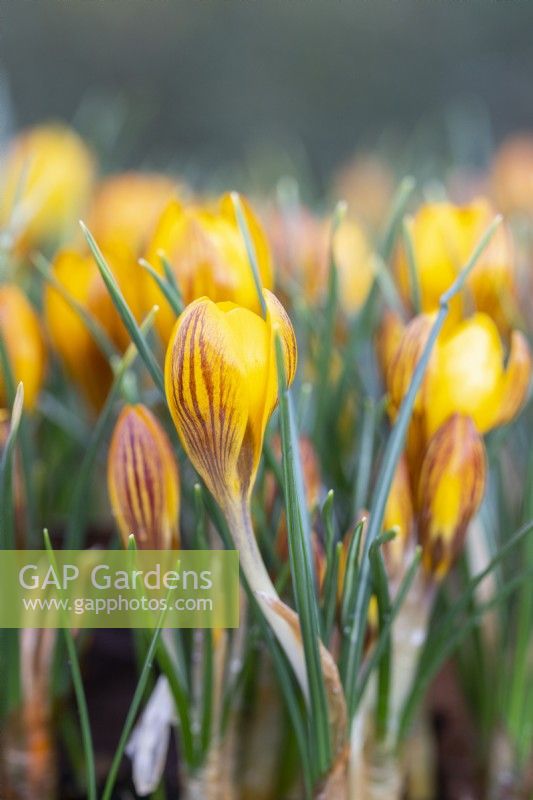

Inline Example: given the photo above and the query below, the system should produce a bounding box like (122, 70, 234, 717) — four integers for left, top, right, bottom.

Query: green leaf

(81, 221, 165, 394)
(43, 530, 97, 800)
(231, 191, 267, 318)
(275, 333, 332, 775)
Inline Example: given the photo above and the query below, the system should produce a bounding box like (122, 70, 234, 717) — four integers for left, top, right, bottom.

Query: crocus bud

(0, 285, 46, 409)
(418, 414, 486, 580)
(164, 290, 296, 509)
(0, 123, 94, 250)
(87, 172, 177, 257)
(145, 193, 274, 342)
(107, 405, 180, 549)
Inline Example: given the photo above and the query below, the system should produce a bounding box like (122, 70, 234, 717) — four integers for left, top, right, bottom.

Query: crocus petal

(425, 313, 507, 436)
(494, 330, 532, 426)
(418, 414, 486, 580)
(386, 312, 435, 419)
(108, 405, 180, 549)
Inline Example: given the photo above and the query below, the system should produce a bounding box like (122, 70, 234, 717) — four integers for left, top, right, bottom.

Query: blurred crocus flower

(395, 199, 518, 334)
(491, 134, 533, 218)
(145, 193, 273, 342)
(107, 404, 180, 549)
(0, 285, 46, 409)
(0, 123, 95, 250)
(44, 246, 144, 411)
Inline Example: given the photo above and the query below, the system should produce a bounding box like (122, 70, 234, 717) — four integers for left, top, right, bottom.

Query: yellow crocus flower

(424, 313, 531, 437)
(108, 404, 180, 550)
(44, 246, 146, 411)
(0, 285, 46, 409)
(145, 193, 274, 342)
(0, 123, 95, 250)
(395, 199, 517, 332)
(418, 414, 486, 580)
(165, 289, 295, 506)
(387, 311, 531, 442)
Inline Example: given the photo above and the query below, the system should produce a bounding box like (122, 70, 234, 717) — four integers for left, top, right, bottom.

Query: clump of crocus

(394, 199, 518, 334)
(0, 123, 94, 251)
(0, 285, 46, 409)
(87, 172, 178, 257)
(44, 246, 144, 411)
(145, 193, 274, 342)
(107, 404, 180, 549)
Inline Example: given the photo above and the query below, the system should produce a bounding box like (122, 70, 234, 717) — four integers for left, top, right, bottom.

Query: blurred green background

(1, 1, 532, 190)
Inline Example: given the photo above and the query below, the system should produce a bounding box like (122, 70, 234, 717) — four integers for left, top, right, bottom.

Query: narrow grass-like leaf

(43, 530, 97, 800)
(275, 333, 332, 774)
(369, 531, 396, 739)
(339, 519, 365, 636)
(342, 216, 502, 719)
(231, 191, 267, 318)
(401, 218, 422, 314)
(352, 398, 375, 517)
(81, 221, 164, 394)
(158, 252, 184, 310)
(139, 257, 183, 317)
(378, 176, 416, 264)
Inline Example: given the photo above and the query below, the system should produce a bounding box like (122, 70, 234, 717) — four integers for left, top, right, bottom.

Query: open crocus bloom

(423, 312, 531, 437)
(388, 311, 531, 442)
(145, 193, 274, 342)
(164, 289, 296, 508)
(107, 404, 180, 550)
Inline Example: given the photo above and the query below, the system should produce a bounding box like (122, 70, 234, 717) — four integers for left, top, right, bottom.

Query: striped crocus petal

(417, 414, 486, 581)
(108, 405, 180, 549)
